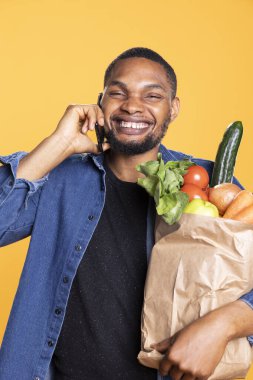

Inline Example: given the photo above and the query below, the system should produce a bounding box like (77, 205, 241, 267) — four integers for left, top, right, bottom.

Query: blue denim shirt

(0, 144, 252, 380)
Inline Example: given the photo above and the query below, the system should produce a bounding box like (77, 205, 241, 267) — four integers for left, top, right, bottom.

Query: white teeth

(119, 121, 149, 129)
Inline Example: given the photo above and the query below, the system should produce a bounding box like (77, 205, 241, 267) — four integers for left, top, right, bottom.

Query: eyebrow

(108, 80, 166, 92)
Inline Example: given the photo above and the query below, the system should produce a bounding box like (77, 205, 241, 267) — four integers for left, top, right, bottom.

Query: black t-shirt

(52, 162, 157, 380)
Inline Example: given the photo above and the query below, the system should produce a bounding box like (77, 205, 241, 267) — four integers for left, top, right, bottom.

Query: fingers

(66, 104, 105, 133)
(82, 106, 104, 132)
(170, 365, 184, 380)
(55, 104, 108, 155)
(155, 331, 211, 380)
(169, 367, 205, 380)
(159, 360, 201, 380)
(102, 141, 110, 152)
(96, 107, 105, 126)
(159, 353, 173, 376)
(92, 141, 111, 155)
(81, 118, 89, 134)
(181, 374, 195, 380)
(159, 355, 209, 380)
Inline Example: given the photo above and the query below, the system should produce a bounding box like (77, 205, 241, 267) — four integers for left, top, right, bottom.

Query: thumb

(150, 338, 171, 353)
(102, 141, 111, 152)
(151, 333, 178, 353)
(92, 141, 111, 155)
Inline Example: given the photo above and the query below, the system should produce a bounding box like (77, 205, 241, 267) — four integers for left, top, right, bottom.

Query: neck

(105, 146, 160, 182)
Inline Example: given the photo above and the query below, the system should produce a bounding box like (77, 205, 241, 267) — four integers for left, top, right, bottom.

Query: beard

(104, 115, 171, 156)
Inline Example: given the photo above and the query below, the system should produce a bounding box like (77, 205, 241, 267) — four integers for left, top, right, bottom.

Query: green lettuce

(136, 153, 194, 225)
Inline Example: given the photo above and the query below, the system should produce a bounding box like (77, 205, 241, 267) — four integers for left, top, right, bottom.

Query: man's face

(101, 57, 179, 155)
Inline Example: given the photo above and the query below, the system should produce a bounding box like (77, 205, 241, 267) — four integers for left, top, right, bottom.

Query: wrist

(50, 131, 75, 157)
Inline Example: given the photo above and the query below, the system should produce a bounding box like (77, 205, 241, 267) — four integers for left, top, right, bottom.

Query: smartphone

(95, 93, 105, 153)
(94, 122, 105, 153)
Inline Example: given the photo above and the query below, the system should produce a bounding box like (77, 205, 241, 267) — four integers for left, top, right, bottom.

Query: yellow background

(0, 0, 252, 377)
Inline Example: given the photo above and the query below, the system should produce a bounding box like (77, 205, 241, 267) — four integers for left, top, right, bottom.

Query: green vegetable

(136, 153, 193, 224)
(210, 121, 243, 187)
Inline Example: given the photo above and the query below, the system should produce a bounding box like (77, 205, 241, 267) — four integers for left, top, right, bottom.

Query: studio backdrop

(0, 0, 252, 378)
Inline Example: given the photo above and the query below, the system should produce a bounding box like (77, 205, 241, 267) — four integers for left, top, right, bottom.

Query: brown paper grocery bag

(138, 213, 253, 380)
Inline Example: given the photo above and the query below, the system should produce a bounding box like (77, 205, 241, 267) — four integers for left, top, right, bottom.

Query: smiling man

(102, 56, 177, 156)
(0, 47, 253, 380)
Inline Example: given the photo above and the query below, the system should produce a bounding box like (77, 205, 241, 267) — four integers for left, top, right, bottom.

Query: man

(0, 47, 253, 380)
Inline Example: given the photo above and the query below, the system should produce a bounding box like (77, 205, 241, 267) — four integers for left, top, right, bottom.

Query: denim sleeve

(238, 294, 253, 345)
(0, 151, 49, 247)
(232, 175, 244, 189)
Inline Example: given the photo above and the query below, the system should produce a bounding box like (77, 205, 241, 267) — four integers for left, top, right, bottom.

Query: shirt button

(63, 276, 69, 283)
(88, 215, 94, 220)
(34, 377, 40, 380)
(55, 308, 62, 315)
(8, 180, 13, 186)
(48, 340, 54, 347)
(75, 244, 82, 251)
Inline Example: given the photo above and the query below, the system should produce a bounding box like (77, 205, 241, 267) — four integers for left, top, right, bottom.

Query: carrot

(223, 190, 253, 219)
(232, 203, 253, 224)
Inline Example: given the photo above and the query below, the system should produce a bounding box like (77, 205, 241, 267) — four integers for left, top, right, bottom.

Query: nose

(120, 96, 144, 114)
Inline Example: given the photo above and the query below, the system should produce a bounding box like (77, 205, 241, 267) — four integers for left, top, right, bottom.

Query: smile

(119, 121, 150, 129)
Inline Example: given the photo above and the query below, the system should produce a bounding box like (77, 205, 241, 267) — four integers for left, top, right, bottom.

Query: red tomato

(183, 165, 209, 189)
(181, 184, 208, 201)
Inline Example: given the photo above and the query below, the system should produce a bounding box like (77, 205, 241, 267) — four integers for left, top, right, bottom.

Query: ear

(170, 96, 180, 122)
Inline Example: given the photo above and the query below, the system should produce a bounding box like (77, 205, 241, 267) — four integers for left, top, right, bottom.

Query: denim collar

(87, 143, 191, 171)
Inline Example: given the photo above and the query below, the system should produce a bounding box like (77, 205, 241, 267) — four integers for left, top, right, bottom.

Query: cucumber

(210, 121, 243, 187)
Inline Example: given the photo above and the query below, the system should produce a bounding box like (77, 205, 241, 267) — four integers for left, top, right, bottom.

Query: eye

(109, 91, 126, 98)
(146, 94, 163, 100)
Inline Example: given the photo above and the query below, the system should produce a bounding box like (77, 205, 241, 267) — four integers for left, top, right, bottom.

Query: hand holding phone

(53, 102, 109, 155)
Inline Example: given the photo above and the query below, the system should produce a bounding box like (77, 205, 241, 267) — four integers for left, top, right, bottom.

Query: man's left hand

(152, 309, 230, 380)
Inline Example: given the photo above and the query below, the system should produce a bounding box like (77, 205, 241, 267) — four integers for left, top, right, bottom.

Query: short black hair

(104, 47, 177, 99)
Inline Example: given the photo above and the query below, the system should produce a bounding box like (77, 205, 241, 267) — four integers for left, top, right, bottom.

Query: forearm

(16, 132, 73, 181)
(205, 300, 253, 342)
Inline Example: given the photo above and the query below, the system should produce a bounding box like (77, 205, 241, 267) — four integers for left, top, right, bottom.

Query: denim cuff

(239, 295, 253, 345)
(0, 151, 49, 208)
